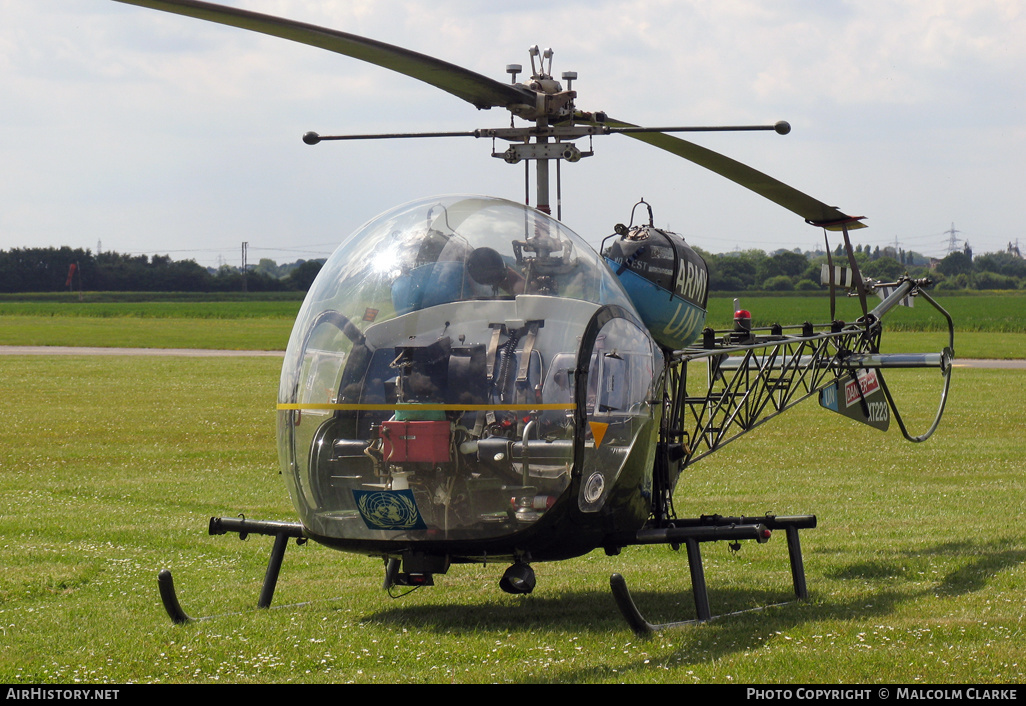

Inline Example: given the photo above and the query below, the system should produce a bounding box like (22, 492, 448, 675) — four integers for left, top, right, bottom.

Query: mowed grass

(0, 352, 1022, 684)
(0, 296, 301, 350)
(2, 292, 1025, 356)
(0, 315, 292, 350)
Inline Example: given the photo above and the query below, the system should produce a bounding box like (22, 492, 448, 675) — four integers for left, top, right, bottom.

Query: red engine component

(380, 420, 451, 464)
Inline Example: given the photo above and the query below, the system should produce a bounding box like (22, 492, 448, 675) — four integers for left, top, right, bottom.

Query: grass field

(0, 296, 1022, 684)
(5, 290, 1024, 331)
(0, 359, 1021, 684)
(3, 292, 1026, 357)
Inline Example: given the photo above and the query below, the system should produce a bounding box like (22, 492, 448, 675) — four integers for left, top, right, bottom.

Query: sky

(3, 0, 1024, 269)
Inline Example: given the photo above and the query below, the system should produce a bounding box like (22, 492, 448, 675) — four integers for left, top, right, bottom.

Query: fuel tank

(601, 222, 709, 350)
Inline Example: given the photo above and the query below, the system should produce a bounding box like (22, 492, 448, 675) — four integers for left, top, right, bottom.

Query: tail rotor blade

(825, 233, 836, 321)
(840, 224, 869, 318)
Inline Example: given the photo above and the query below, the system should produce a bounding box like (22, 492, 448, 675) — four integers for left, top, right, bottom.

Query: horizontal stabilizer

(818, 369, 890, 432)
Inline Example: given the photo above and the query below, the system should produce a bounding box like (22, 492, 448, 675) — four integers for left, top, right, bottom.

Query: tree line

(699, 245, 1026, 292)
(0, 247, 323, 293)
(3, 244, 1023, 294)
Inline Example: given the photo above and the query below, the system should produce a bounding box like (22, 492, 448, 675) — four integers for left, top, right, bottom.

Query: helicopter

(115, 1, 954, 636)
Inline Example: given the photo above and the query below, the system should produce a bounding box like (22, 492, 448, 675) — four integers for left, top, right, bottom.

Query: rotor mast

(499, 46, 582, 217)
(530, 46, 555, 215)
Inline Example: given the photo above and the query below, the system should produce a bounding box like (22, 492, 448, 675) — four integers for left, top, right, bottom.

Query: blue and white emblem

(353, 489, 427, 531)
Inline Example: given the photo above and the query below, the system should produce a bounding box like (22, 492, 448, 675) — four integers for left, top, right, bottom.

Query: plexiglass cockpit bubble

(276, 195, 661, 549)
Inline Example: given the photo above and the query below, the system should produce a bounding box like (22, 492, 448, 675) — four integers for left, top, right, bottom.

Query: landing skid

(156, 513, 814, 633)
(157, 516, 306, 624)
(610, 514, 815, 637)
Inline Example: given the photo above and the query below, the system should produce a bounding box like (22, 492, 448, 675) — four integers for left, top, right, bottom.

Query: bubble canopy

(276, 195, 661, 555)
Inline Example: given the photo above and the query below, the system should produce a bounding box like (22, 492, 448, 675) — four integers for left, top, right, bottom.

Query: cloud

(1, 0, 1023, 264)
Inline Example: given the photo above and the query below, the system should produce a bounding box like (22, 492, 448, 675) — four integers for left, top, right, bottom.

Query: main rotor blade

(113, 0, 536, 111)
(591, 114, 866, 231)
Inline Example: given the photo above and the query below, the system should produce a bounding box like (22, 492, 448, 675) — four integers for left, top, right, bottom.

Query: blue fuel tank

(601, 222, 708, 350)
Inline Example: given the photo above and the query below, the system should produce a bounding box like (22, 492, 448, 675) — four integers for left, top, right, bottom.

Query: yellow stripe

(276, 402, 576, 412)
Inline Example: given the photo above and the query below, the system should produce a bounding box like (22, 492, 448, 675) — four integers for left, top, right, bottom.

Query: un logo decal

(353, 489, 427, 531)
